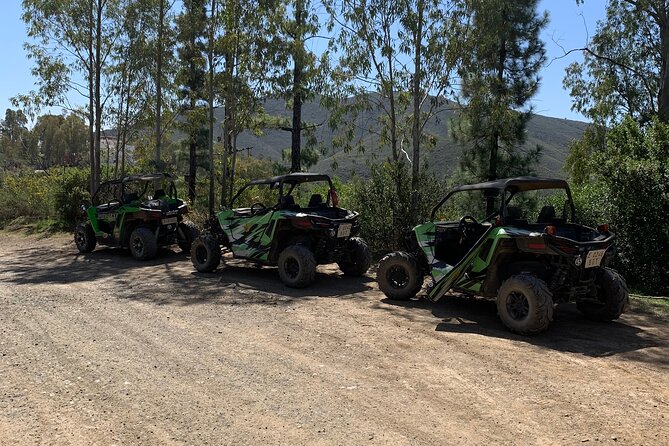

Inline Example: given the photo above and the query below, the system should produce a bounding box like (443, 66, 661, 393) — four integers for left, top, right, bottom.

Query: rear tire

(74, 223, 96, 253)
(377, 251, 423, 300)
(129, 227, 158, 260)
(577, 267, 629, 321)
(278, 244, 317, 288)
(178, 221, 200, 253)
(338, 237, 372, 276)
(190, 235, 222, 272)
(497, 274, 553, 335)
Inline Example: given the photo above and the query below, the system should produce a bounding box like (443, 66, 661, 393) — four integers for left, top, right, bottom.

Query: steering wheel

(251, 202, 266, 214)
(458, 215, 479, 241)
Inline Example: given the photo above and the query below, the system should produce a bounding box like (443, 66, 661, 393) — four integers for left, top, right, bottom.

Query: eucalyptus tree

(325, 0, 455, 210)
(451, 0, 547, 212)
(19, 0, 124, 193)
(109, 0, 159, 177)
(215, 0, 278, 204)
(565, 0, 669, 125)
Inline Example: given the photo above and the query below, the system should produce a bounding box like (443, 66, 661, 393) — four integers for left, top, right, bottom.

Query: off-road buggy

(74, 173, 199, 260)
(377, 177, 629, 334)
(190, 173, 371, 288)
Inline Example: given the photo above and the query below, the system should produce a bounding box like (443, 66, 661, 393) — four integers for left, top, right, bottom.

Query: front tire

(377, 251, 423, 300)
(74, 223, 96, 253)
(577, 268, 629, 321)
(178, 221, 200, 253)
(497, 275, 554, 335)
(129, 227, 158, 260)
(190, 235, 222, 272)
(278, 244, 317, 288)
(338, 237, 372, 276)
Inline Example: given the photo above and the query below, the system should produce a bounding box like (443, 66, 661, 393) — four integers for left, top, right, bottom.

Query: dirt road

(1, 233, 667, 445)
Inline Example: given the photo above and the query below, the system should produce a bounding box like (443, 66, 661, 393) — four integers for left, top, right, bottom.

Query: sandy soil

(1, 232, 667, 445)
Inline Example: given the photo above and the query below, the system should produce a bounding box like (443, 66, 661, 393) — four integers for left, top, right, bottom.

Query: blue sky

(0, 0, 606, 124)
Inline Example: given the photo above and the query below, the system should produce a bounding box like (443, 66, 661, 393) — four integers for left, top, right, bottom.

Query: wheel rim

(506, 291, 530, 321)
(132, 236, 144, 256)
(195, 244, 208, 264)
(284, 257, 300, 279)
(75, 230, 86, 248)
(386, 265, 409, 289)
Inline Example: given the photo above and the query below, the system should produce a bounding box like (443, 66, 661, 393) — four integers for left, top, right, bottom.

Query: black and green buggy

(190, 173, 371, 288)
(377, 177, 629, 335)
(74, 173, 199, 260)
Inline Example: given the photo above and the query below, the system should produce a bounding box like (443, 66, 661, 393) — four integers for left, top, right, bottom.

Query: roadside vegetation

(1, 0, 667, 296)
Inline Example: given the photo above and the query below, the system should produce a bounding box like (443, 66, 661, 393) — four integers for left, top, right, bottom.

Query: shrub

(346, 162, 444, 254)
(570, 117, 669, 295)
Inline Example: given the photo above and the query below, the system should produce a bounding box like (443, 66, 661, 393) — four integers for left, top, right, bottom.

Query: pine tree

(452, 0, 547, 212)
(176, 0, 208, 202)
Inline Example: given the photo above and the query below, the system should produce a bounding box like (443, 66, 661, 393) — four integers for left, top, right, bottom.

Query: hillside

(210, 97, 588, 179)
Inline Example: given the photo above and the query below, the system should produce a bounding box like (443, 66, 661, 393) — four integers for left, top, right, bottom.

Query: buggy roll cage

(429, 176, 577, 222)
(228, 173, 337, 209)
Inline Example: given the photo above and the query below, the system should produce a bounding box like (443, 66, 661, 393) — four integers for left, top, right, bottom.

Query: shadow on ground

(379, 295, 668, 366)
(0, 242, 374, 305)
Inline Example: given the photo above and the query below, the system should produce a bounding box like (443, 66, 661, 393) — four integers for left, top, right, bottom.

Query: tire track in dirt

(1, 233, 668, 445)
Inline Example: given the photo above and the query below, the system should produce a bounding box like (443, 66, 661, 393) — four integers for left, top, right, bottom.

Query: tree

(566, 0, 669, 125)
(399, 0, 456, 213)
(271, 0, 324, 173)
(0, 109, 30, 167)
(19, 0, 123, 193)
(325, 0, 455, 247)
(176, 0, 208, 202)
(29, 114, 89, 168)
(109, 0, 159, 177)
(451, 0, 547, 213)
(217, 0, 277, 205)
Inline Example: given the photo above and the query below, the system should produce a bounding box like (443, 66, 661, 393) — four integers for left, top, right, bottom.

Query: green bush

(0, 167, 90, 230)
(51, 168, 90, 229)
(345, 162, 444, 254)
(569, 117, 669, 295)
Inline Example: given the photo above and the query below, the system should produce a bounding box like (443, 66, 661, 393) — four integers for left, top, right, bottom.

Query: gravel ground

(1, 232, 667, 445)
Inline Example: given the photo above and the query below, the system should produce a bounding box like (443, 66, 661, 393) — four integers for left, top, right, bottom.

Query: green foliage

(0, 167, 90, 230)
(451, 0, 547, 184)
(345, 162, 444, 254)
(51, 168, 91, 228)
(569, 118, 669, 295)
(564, 0, 664, 124)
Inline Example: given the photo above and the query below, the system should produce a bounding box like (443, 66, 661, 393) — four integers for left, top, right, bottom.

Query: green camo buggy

(377, 177, 629, 334)
(190, 173, 371, 288)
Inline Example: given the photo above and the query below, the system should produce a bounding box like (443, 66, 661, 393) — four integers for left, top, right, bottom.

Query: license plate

(337, 223, 352, 238)
(584, 249, 606, 268)
(161, 217, 178, 225)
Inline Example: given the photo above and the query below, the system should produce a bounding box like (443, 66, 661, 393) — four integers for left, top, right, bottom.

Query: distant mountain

(213, 96, 588, 180)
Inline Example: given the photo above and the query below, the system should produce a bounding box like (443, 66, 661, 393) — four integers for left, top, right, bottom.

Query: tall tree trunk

(88, 0, 96, 194)
(410, 1, 423, 216)
(94, 0, 102, 186)
(229, 134, 238, 204)
(487, 36, 506, 215)
(221, 51, 233, 207)
(155, 0, 165, 167)
(658, 8, 669, 122)
(290, 0, 304, 173)
(207, 0, 216, 214)
(188, 107, 197, 203)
